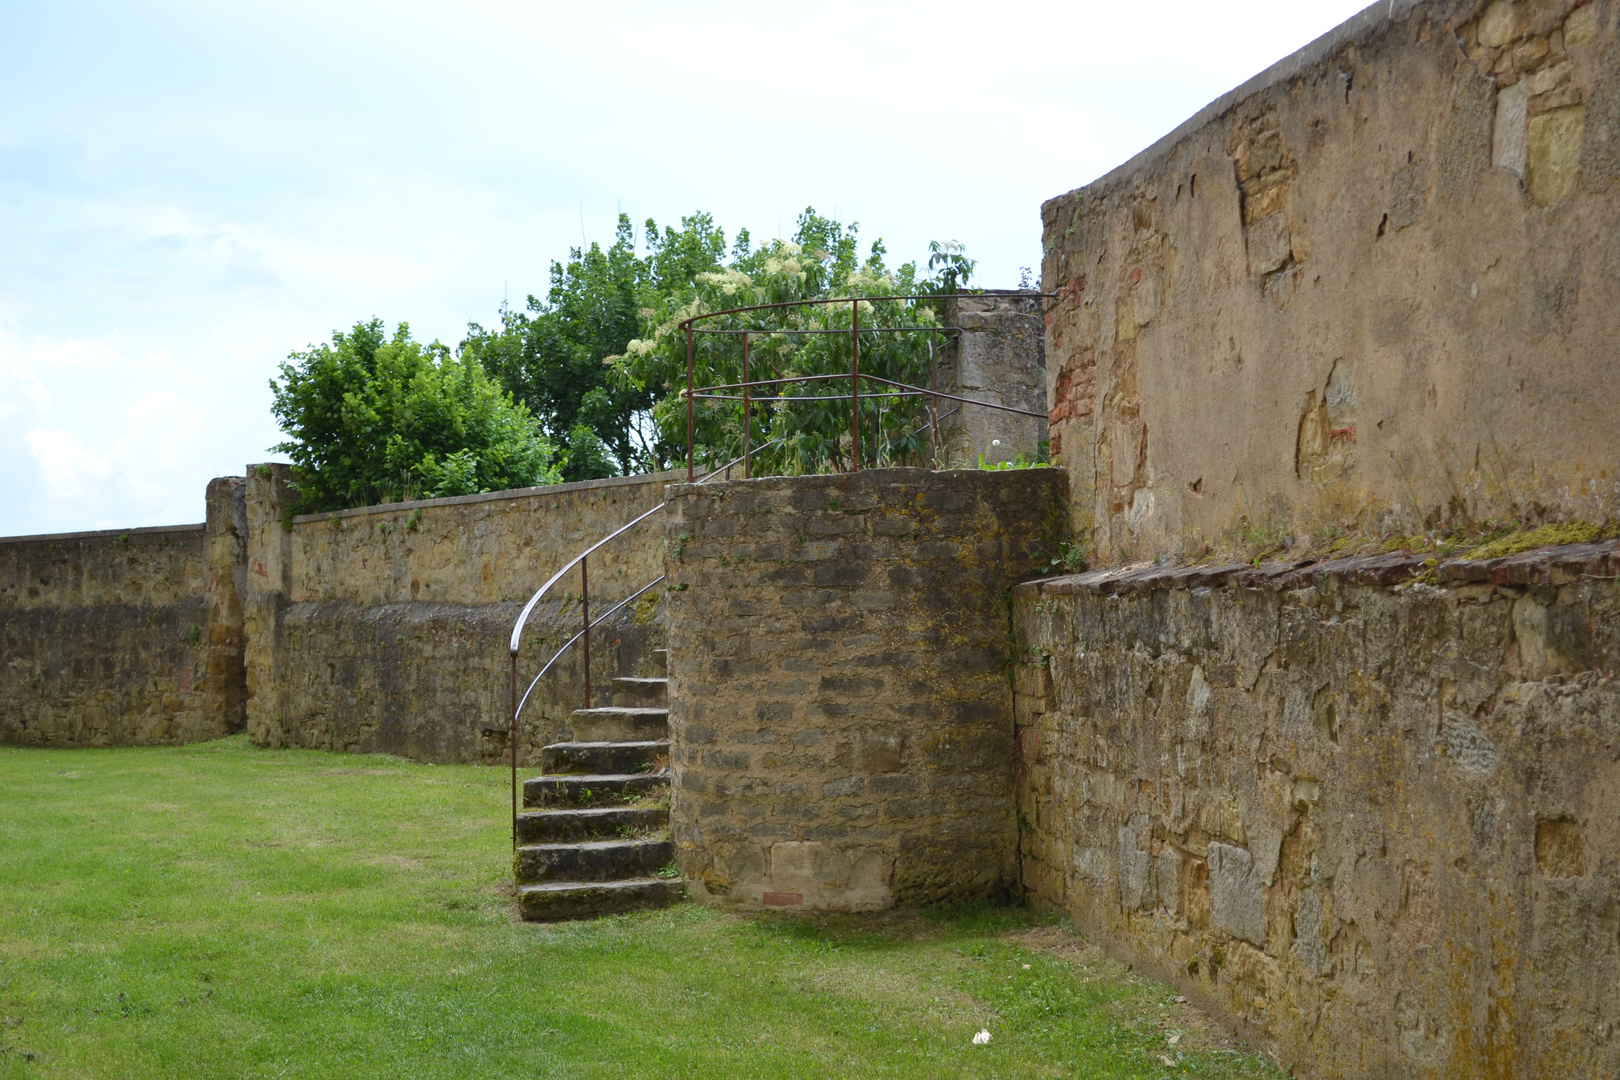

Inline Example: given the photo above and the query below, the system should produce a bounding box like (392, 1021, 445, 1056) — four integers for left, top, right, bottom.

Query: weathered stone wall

(935, 293, 1047, 467)
(664, 467, 1067, 910)
(1012, 541, 1620, 1079)
(0, 478, 247, 746)
(1042, 0, 1620, 563)
(244, 464, 674, 763)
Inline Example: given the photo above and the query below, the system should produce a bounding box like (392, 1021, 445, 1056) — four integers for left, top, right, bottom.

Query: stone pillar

(664, 467, 1068, 911)
(203, 476, 248, 733)
(243, 462, 293, 746)
(935, 292, 1047, 467)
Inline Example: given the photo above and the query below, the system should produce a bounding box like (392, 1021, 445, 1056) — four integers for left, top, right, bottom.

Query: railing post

(850, 298, 860, 472)
(686, 325, 695, 482)
(510, 652, 518, 849)
(929, 328, 938, 468)
(742, 332, 751, 480)
(581, 556, 590, 710)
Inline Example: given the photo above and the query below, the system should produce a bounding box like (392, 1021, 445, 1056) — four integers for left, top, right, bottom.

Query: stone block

(1245, 212, 1293, 276)
(1527, 103, 1585, 205)
(1208, 842, 1266, 945)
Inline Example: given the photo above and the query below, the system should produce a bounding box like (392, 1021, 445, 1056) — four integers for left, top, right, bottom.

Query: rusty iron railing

(508, 293, 1048, 845)
(679, 293, 1049, 479)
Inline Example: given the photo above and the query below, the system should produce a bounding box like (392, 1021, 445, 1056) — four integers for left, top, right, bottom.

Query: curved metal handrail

(673, 291, 1052, 331)
(506, 444, 776, 846)
(514, 573, 667, 721)
(508, 500, 668, 657)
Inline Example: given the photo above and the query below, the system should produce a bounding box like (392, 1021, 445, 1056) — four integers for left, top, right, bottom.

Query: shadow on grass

(733, 898, 1056, 956)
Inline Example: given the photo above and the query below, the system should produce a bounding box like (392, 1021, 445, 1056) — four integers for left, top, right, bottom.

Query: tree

(614, 207, 975, 475)
(461, 208, 971, 480)
(269, 319, 560, 512)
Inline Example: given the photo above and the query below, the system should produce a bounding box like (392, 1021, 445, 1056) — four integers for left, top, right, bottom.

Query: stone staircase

(515, 648, 682, 920)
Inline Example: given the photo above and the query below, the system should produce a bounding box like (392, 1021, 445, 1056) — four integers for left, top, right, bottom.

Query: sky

(0, 0, 1373, 536)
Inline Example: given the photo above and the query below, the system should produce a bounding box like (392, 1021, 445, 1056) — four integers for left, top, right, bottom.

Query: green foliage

(924, 240, 977, 296)
(618, 207, 972, 476)
(463, 207, 974, 480)
(977, 452, 1048, 471)
(1035, 539, 1089, 577)
(269, 319, 560, 512)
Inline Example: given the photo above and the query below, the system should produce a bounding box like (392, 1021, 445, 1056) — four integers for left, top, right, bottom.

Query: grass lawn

(0, 736, 1284, 1079)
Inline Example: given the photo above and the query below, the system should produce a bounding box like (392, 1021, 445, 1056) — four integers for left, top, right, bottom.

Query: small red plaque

(762, 891, 804, 907)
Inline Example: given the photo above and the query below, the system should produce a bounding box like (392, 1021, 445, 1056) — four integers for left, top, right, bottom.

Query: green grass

(0, 736, 1283, 1079)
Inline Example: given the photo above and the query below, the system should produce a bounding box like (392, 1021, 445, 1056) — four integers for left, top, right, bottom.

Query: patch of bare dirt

(1011, 924, 1251, 1056)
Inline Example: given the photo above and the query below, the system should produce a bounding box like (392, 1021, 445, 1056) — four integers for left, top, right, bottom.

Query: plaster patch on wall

(1494, 78, 1531, 178)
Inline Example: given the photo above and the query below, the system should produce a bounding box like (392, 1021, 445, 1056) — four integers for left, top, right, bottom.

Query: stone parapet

(663, 467, 1068, 910)
(935, 292, 1047, 467)
(241, 464, 672, 763)
(1012, 540, 1620, 1078)
(1042, 0, 1620, 563)
(0, 479, 247, 747)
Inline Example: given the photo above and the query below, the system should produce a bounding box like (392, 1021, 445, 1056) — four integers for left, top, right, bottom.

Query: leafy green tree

(269, 319, 560, 512)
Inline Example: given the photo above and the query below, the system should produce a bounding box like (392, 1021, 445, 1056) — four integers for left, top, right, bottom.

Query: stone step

(651, 648, 667, 678)
(519, 877, 684, 921)
(612, 676, 668, 708)
(569, 706, 668, 743)
(542, 740, 668, 776)
(515, 838, 675, 885)
(517, 805, 669, 844)
(523, 772, 668, 807)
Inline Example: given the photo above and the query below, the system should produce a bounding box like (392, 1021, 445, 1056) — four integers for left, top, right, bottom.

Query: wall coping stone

(0, 522, 205, 546)
(1046, 0, 1426, 207)
(287, 468, 695, 525)
(1015, 541, 1620, 598)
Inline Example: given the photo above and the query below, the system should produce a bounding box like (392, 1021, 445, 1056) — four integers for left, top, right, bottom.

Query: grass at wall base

(0, 738, 1283, 1079)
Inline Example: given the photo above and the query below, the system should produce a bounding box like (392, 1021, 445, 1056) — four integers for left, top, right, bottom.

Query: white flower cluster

(762, 257, 804, 281)
(695, 268, 754, 296)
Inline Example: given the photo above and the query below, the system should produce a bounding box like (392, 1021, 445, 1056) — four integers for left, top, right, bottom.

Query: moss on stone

(1459, 520, 1615, 561)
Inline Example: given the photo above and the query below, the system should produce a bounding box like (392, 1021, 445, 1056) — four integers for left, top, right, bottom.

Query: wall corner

(243, 462, 293, 746)
(204, 476, 248, 734)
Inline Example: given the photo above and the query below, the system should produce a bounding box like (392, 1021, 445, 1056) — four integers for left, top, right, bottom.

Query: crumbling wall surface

(664, 467, 1067, 911)
(244, 464, 672, 763)
(0, 477, 247, 746)
(1041, 0, 1620, 563)
(936, 293, 1047, 468)
(1012, 541, 1620, 1079)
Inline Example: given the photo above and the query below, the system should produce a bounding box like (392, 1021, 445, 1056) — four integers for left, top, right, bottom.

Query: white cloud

(0, 351, 51, 423)
(0, 329, 219, 533)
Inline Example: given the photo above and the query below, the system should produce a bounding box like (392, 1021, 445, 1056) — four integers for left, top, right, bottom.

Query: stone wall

(244, 464, 674, 763)
(663, 467, 1067, 910)
(1011, 541, 1620, 1079)
(0, 478, 246, 746)
(935, 293, 1047, 467)
(1041, 0, 1620, 563)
